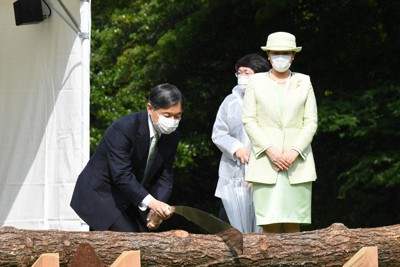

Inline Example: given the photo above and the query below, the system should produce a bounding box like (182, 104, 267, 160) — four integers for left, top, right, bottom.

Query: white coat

(212, 85, 261, 233)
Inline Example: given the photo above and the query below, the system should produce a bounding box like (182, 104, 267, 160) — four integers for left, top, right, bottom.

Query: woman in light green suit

(242, 32, 318, 233)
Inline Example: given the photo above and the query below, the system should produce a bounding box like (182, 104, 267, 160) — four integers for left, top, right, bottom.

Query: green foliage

(90, 0, 400, 228)
(318, 86, 400, 198)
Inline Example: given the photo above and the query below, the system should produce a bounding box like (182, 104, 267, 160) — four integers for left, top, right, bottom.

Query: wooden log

(0, 223, 399, 266)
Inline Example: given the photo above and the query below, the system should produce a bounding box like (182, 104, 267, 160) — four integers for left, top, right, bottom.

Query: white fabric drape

(0, 0, 90, 230)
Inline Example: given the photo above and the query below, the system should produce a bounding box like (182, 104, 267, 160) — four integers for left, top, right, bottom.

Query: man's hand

(235, 147, 250, 164)
(146, 210, 163, 230)
(147, 199, 172, 220)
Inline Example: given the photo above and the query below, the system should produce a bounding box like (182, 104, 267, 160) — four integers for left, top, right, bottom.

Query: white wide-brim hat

(261, 32, 302, 52)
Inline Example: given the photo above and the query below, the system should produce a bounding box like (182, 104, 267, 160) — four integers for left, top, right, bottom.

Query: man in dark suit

(70, 83, 184, 232)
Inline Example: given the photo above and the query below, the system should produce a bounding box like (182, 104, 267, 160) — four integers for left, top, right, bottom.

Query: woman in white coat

(242, 32, 318, 233)
(212, 53, 270, 233)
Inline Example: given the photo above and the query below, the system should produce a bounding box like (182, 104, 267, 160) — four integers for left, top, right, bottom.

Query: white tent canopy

(0, 0, 90, 230)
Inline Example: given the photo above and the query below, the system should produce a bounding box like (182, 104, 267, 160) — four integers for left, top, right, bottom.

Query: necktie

(146, 133, 159, 167)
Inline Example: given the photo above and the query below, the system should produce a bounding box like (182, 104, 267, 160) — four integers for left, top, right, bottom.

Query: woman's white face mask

(270, 54, 292, 72)
(237, 76, 249, 92)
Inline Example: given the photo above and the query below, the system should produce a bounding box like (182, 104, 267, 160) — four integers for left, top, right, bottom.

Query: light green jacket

(242, 72, 318, 184)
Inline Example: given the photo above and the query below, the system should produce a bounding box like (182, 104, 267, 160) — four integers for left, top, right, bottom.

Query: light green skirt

(253, 172, 312, 225)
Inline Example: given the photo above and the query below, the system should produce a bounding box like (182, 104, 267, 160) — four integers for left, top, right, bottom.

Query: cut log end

(170, 229, 190, 238)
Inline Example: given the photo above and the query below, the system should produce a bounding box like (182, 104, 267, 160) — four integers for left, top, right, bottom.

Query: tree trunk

(0, 223, 399, 266)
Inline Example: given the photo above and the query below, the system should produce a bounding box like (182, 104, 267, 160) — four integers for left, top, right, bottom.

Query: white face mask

(270, 54, 292, 72)
(237, 76, 248, 92)
(153, 110, 180, 134)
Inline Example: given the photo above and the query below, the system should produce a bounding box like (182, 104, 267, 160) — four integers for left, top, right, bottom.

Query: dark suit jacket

(70, 110, 179, 230)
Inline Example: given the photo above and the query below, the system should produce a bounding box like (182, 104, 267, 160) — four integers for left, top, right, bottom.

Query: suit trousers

(89, 205, 148, 232)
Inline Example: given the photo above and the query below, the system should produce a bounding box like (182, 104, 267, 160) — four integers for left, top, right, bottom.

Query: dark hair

(148, 83, 184, 110)
(235, 53, 270, 73)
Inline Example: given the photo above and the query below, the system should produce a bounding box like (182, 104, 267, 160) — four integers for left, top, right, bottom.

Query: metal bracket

(45, 0, 89, 40)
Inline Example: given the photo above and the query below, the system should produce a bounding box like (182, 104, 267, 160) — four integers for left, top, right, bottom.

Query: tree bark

(0, 223, 399, 266)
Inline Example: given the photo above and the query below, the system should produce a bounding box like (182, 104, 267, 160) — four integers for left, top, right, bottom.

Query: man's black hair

(148, 83, 184, 110)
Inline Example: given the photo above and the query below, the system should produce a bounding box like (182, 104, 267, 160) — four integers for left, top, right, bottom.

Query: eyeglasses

(235, 72, 252, 77)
